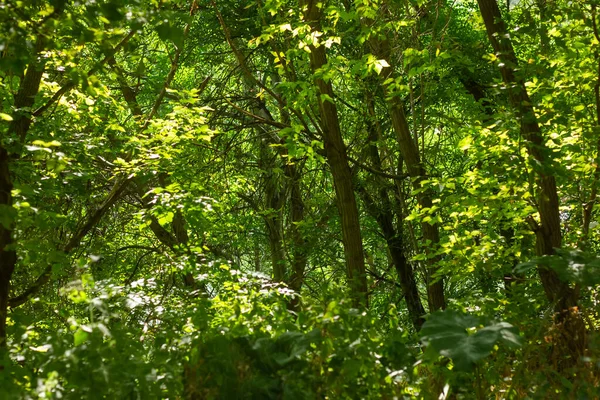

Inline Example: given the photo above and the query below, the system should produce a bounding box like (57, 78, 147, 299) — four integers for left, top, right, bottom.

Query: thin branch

(210, 0, 313, 135)
(365, 268, 403, 289)
(116, 245, 159, 253)
(347, 155, 409, 181)
(224, 97, 289, 129)
(125, 250, 155, 285)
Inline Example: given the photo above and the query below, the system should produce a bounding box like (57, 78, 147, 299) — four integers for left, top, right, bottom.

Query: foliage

(0, 0, 599, 398)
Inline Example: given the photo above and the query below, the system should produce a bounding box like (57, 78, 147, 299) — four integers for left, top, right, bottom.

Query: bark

(366, 24, 445, 312)
(300, 0, 368, 307)
(499, 225, 524, 295)
(477, 0, 584, 363)
(275, 75, 308, 301)
(287, 163, 308, 293)
(253, 241, 261, 272)
(357, 98, 425, 330)
(171, 210, 197, 288)
(460, 76, 494, 117)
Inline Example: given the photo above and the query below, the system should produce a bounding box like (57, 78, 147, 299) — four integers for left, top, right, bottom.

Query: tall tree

(477, 0, 585, 360)
(362, 5, 446, 311)
(299, 0, 368, 306)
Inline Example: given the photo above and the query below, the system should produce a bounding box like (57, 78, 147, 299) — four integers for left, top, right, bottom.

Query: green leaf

(421, 310, 521, 371)
(520, 249, 600, 287)
(158, 211, 174, 226)
(155, 22, 185, 48)
(74, 328, 89, 346)
(320, 94, 334, 104)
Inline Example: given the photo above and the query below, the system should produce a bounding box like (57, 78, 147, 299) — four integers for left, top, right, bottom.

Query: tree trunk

(357, 97, 426, 330)
(300, 0, 368, 306)
(366, 25, 446, 312)
(477, 0, 584, 363)
(287, 162, 308, 310)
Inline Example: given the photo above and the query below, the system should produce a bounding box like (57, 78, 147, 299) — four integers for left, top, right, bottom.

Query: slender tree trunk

(300, 0, 368, 306)
(477, 0, 585, 363)
(287, 162, 308, 310)
(366, 25, 445, 311)
(357, 97, 426, 330)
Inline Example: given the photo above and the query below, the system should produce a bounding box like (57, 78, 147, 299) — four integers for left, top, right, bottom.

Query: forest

(0, 0, 599, 398)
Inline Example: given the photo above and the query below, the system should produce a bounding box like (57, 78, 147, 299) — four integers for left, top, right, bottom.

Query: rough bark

(300, 0, 368, 306)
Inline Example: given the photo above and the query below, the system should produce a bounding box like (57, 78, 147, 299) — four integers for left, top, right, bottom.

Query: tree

(1, 0, 599, 397)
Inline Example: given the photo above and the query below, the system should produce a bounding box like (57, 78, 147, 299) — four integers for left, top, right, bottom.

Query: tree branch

(33, 30, 136, 117)
(8, 176, 132, 308)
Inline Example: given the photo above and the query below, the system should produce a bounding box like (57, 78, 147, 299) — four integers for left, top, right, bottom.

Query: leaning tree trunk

(477, 0, 585, 363)
(300, 0, 368, 306)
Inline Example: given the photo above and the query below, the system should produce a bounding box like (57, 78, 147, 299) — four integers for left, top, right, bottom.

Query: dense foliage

(1, 0, 599, 398)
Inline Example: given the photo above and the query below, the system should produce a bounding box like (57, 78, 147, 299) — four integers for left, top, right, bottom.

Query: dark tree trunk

(260, 141, 287, 283)
(287, 163, 308, 310)
(357, 98, 426, 330)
